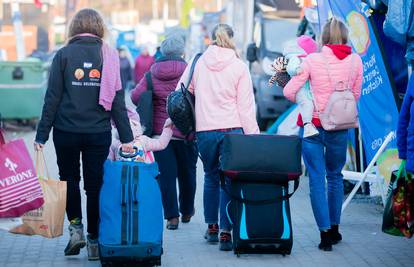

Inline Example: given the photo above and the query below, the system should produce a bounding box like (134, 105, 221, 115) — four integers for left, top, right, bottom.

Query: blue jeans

(301, 127, 348, 231)
(196, 129, 243, 231)
(154, 140, 198, 220)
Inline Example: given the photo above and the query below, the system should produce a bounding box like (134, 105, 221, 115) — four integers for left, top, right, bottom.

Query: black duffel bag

(167, 53, 202, 139)
(221, 134, 302, 183)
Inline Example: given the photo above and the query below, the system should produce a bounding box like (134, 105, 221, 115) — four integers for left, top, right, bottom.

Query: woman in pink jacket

(177, 24, 259, 251)
(284, 18, 363, 251)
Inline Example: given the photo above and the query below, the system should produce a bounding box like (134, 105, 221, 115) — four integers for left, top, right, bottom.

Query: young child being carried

(270, 35, 319, 138)
(109, 108, 173, 163)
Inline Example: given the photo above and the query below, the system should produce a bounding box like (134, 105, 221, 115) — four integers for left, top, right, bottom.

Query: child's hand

(268, 75, 277, 86)
(121, 142, 135, 154)
(272, 57, 286, 72)
(164, 118, 174, 129)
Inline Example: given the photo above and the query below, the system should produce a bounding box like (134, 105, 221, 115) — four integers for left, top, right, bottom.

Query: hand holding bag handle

(219, 171, 299, 205)
(36, 150, 50, 180)
(118, 146, 140, 158)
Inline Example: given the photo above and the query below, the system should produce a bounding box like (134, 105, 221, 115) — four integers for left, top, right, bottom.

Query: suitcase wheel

(154, 258, 162, 266)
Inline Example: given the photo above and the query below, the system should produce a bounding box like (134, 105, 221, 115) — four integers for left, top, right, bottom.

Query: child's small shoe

(303, 123, 319, 138)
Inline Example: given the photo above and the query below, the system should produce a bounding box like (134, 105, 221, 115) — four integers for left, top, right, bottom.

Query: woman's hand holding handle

(121, 142, 135, 154)
(34, 141, 44, 151)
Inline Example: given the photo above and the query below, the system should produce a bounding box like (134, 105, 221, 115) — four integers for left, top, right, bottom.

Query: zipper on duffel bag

(131, 165, 139, 244)
(120, 165, 129, 245)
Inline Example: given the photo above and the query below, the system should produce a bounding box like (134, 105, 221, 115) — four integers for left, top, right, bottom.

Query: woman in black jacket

(34, 9, 133, 260)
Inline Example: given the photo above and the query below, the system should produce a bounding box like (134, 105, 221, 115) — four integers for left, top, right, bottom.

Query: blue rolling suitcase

(99, 160, 163, 266)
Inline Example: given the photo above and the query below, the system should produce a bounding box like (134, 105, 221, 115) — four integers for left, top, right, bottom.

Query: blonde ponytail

(321, 17, 349, 45)
(212, 24, 239, 57)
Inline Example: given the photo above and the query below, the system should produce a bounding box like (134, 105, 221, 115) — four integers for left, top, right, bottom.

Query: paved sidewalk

(0, 131, 413, 267)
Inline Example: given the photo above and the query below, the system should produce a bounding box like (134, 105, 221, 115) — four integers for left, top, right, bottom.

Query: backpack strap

(184, 53, 203, 91)
(346, 54, 356, 91)
(145, 72, 153, 92)
(313, 53, 356, 113)
(322, 53, 356, 91)
(321, 54, 334, 92)
(181, 53, 202, 141)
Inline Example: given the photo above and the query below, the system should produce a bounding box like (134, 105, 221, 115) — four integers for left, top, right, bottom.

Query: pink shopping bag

(0, 130, 44, 218)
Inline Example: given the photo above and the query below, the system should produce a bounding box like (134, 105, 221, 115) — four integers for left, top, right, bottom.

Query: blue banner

(317, 0, 399, 163)
(316, 0, 330, 31)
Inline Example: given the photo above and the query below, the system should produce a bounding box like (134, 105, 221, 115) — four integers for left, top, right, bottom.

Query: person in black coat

(34, 8, 134, 261)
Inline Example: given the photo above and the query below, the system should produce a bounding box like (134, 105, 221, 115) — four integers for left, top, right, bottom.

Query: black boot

(329, 225, 342, 245)
(318, 231, 332, 251)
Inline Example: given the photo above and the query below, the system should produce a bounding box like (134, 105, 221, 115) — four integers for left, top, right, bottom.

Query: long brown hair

(211, 24, 239, 57)
(67, 8, 105, 39)
(321, 17, 349, 45)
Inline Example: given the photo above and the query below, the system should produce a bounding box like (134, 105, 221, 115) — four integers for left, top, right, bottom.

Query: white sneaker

(303, 123, 319, 138)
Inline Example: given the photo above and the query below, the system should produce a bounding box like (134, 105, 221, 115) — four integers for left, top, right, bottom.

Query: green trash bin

(0, 60, 47, 120)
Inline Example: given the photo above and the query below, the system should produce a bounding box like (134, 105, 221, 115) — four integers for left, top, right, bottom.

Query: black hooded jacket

(36, 36, 133, 144)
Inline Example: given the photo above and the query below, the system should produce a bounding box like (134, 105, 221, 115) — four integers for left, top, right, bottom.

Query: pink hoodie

(284, 46, 363, 118)
(177, 45, 259, 134)
(108, 114, 172, 162)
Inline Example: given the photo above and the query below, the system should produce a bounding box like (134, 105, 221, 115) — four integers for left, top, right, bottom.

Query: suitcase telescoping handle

(118, 146, 140, 159)
(219, 172, 299, 205)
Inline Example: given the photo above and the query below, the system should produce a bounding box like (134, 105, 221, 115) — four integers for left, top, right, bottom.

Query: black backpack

(136, 72, 153, 136)
(167, 53, 202, 139)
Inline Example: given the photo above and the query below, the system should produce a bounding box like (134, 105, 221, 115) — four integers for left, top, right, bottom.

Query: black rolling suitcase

(226, 180, 298, 255)
(221, 134, 302, 256)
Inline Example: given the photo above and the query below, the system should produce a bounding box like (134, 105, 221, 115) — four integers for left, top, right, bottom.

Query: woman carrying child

(284, 18, 363, 251)
(270, 35, 319, 137)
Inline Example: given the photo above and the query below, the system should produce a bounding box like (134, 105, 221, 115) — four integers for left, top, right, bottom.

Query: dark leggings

(154, 140, 198, 220)
(53, 129, 111, 238)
